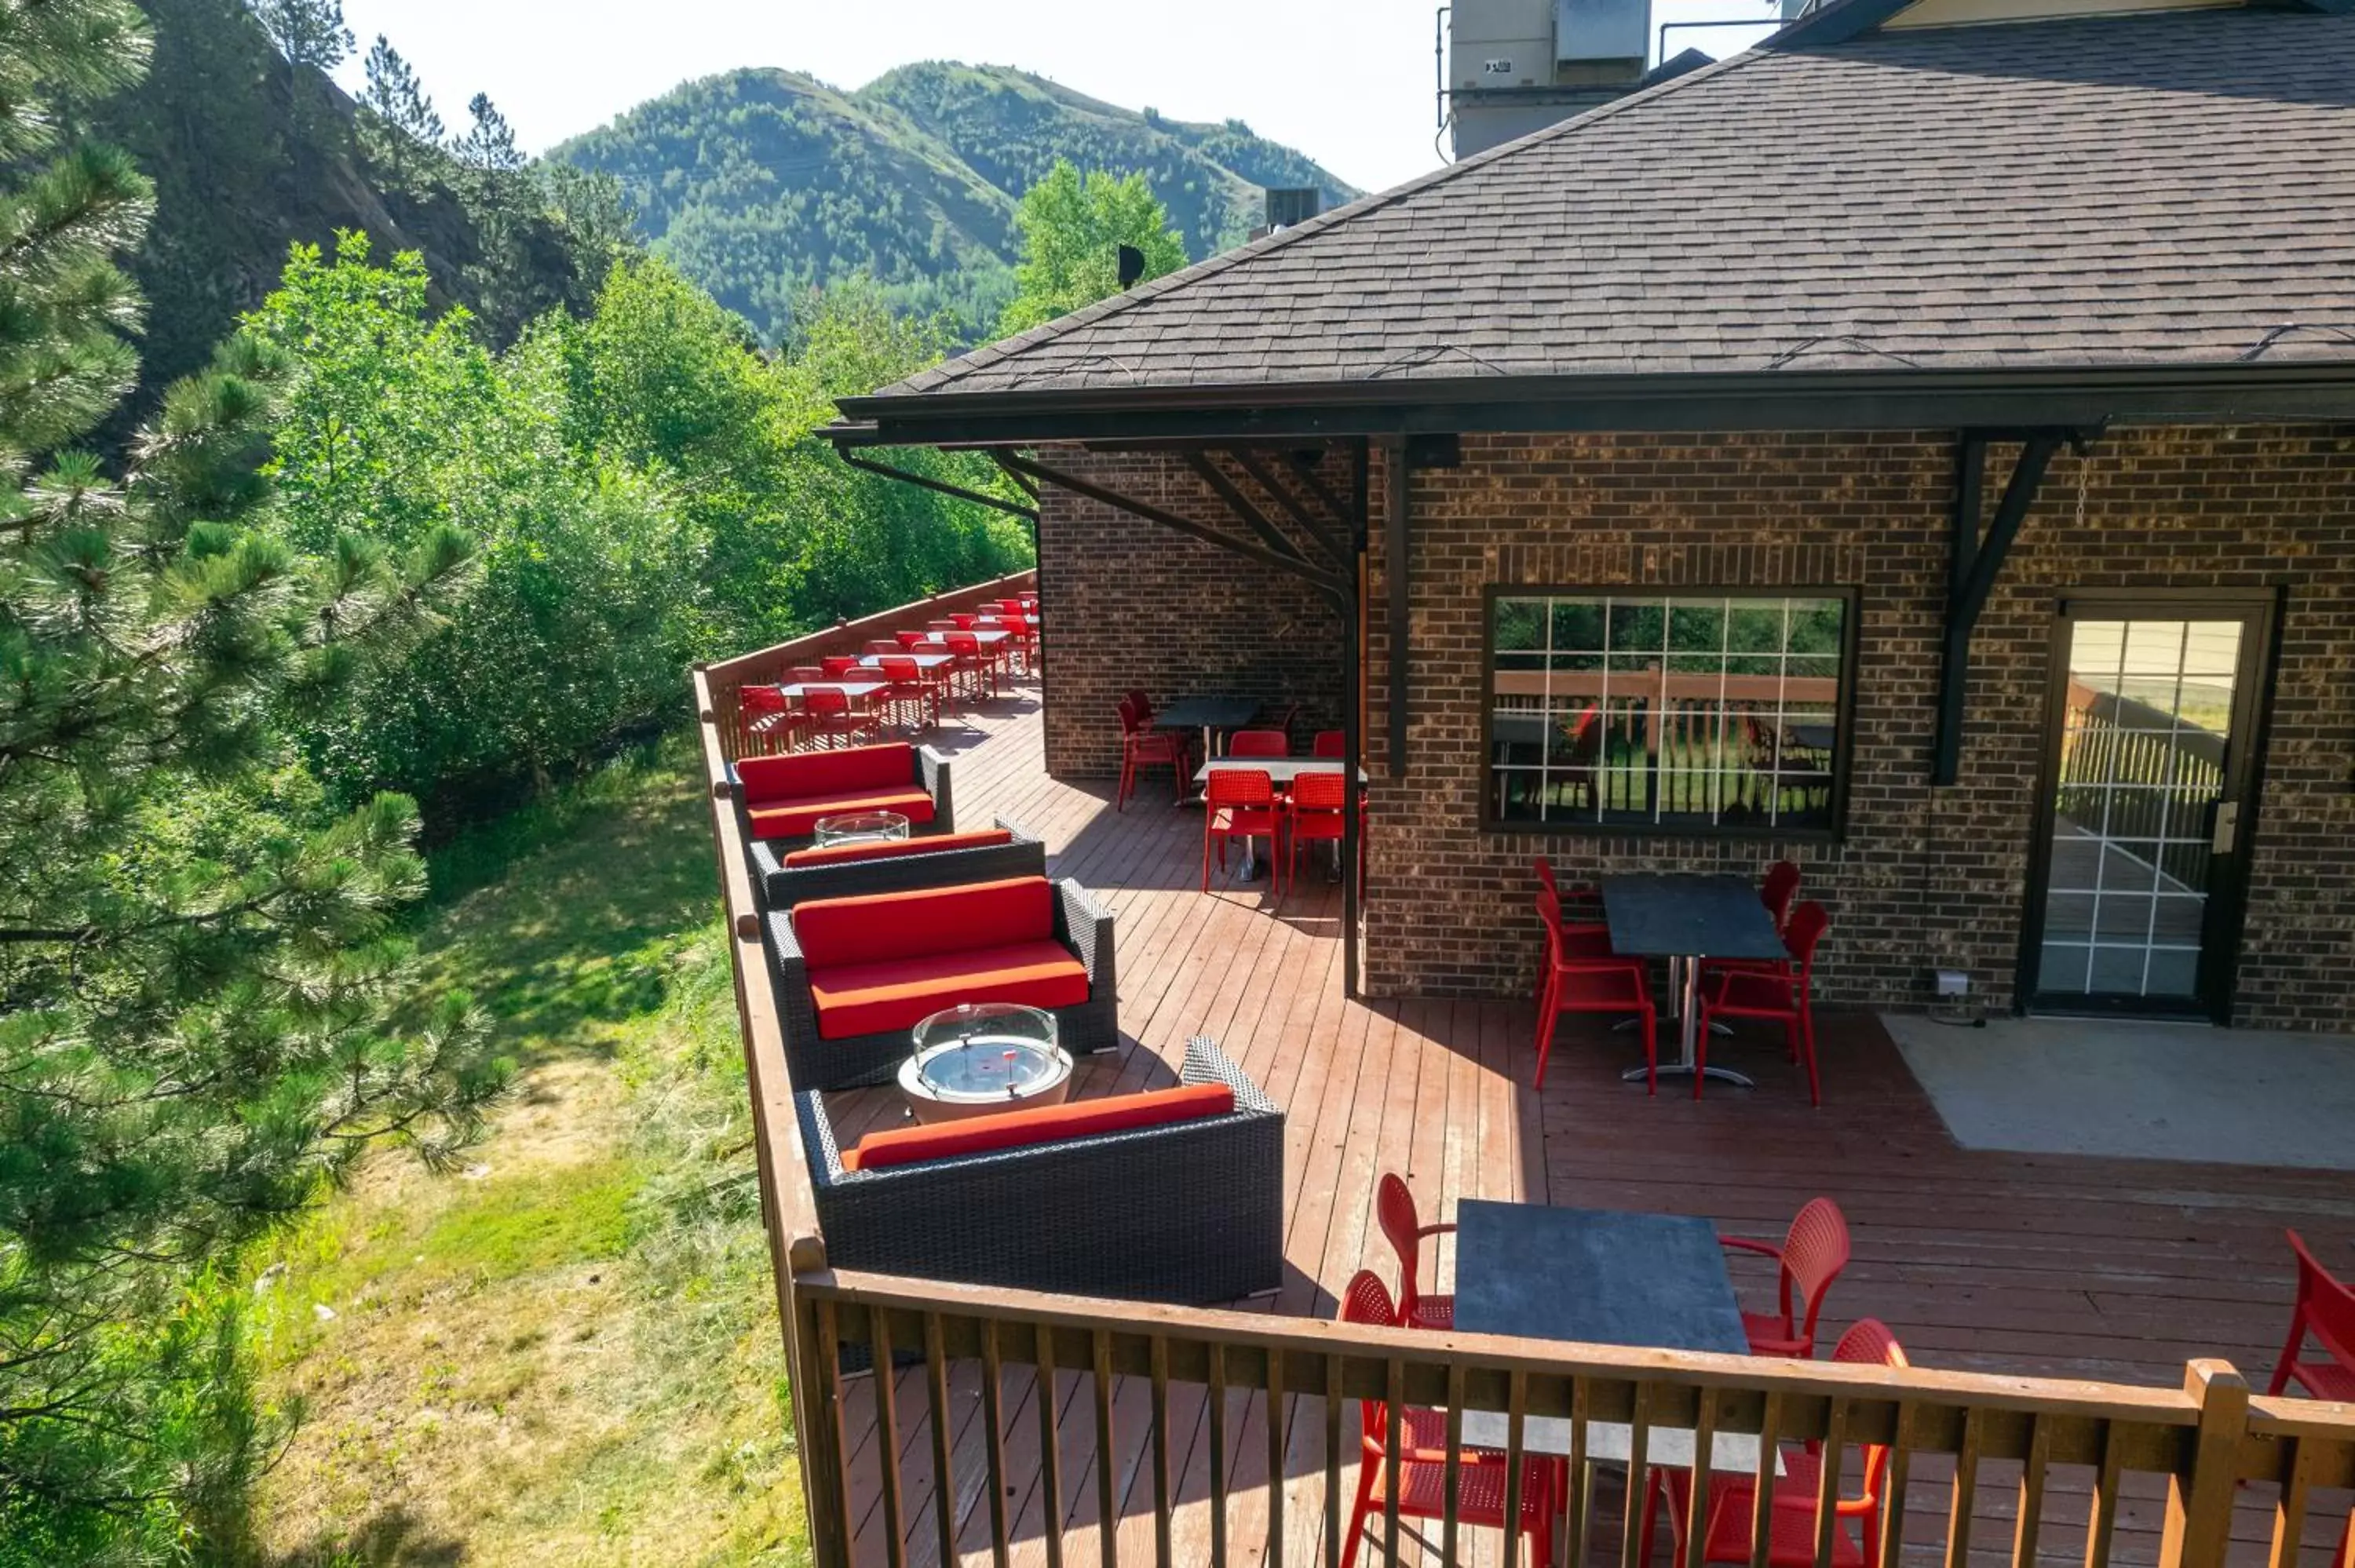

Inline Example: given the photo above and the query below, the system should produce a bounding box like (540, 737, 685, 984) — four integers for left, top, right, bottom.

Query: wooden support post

(1342, 439, 1367, 1000)
(2160, 1359, 2250, 1568)
(1932, 430, 2064, 785)
(1382, 436, 1410, 781)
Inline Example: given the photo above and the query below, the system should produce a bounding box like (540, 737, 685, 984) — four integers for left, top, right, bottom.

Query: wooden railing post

(2160, 1359, 2250, 1568)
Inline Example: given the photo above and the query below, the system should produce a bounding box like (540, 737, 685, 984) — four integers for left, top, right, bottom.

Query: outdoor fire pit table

(899, 1002, 1074, 1124)
(812, 811, 911, 849)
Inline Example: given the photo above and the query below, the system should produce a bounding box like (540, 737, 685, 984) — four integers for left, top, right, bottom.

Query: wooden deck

(815, 685, 2354, 1568)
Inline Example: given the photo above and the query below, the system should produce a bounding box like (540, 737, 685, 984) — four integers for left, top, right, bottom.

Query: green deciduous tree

(1, 10, 505, 1555)
(996, 159, 1188, 335)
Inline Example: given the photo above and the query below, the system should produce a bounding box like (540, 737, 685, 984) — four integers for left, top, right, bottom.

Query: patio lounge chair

(748, 817, 1045, 910)
(729, 742, 951, 844)
(795, 1036, 1282, 1304)
(765, 873, 1116, 1089)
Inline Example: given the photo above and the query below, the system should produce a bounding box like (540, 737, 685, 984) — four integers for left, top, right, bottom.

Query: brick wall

(1360, 427, 2355, 1027)
(1038, 447, 1348, 779)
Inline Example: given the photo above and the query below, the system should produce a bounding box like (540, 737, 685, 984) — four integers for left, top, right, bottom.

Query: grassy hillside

(242, 740, 800, 1565)
(551, 61, 1358, 343)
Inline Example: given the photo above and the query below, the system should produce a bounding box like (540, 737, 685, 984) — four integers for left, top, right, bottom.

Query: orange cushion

(746, 788, 937, 841)
(807, 940, 1089, 1039)
(737, 743, 913, 805)
(780, 828, 1013, 869)
(793, 877, 1054, 969)
(845, 1084, 1235, 1172)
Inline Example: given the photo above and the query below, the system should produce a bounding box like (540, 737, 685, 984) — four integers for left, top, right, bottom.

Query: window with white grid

(1486, 590, 1852, 834)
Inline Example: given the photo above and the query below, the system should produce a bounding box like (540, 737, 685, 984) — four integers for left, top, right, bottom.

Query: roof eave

(831, 362, 2355, 448)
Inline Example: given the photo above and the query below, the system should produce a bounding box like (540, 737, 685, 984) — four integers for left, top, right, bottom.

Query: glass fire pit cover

(812, 811, 911, 848)
(905, 1004, 1066, 1105)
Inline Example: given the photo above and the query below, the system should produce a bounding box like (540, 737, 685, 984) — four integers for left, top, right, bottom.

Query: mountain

(550, 62, 1359, 344)
(93, 0, 597, 427)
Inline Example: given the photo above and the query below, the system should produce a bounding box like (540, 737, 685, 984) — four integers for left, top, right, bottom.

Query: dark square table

(1152, 696, 1262, 761)
(1601, 873, 1789, 1088)
(1454, 1201, 1769, 1477)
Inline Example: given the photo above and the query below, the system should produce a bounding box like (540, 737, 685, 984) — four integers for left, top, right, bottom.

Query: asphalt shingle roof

(871, 9, 2355, 400)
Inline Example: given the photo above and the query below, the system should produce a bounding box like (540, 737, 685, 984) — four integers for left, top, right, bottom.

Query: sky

(330, 0, 1785, 196)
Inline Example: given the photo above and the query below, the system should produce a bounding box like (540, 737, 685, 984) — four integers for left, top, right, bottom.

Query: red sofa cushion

(806, 940, 1089, 1039)
(844, 1084, 1235, 1172)
(793, 877, 1055, 970)
(780, 828, 1013, 869)
(746, 788, 937, 841)
(737, 743, 914, 805)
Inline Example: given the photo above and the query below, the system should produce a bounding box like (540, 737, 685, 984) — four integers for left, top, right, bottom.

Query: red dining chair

(864, 639, 901, 658)
(1123, 687, 1156, 723)
(926, 619, 958, 633)
(1641, 1318, 1907, 1568)
(737, 684, 802, 755)
(784, 665, 826, 684)
(819, 655, 861, 680)
(798, 686, 875, 749)
(947, 612, 977, 629)
(2269, 1230, 2355, 1400)
(1375, 1174, 1455, 1331)
(894, 629, 929, 650)
(1203, 768, 1283, 898)
(1117, 699, 1190, 811)
(875, 655, 933, 731)
(1535, 891, 1656, 1092)
(1338, 1271, 1560, 1568)
(1761, 860, 1802, 932)
(1313, 729, 1347, 758)
(1696, 900, 1831, 1104)
(1228, 728, 1291, 759)
(943, 630, 993, 699)
(1720, 1196, 1851, 1359)
(1283, 768, 1359, 898)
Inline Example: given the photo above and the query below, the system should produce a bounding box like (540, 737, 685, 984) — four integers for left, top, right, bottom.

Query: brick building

(834, 0, 2355, 1026)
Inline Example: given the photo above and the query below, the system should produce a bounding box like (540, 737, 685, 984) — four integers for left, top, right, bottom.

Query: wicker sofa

(796, 1037, 1283, 1304)
(729, 742, 951, 844)
(766, 873, 1116, 1091)
(748, 817, 1044, 910)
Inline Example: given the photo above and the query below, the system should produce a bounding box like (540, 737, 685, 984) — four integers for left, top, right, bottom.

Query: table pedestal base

(1623, 1062, 1756, 1088)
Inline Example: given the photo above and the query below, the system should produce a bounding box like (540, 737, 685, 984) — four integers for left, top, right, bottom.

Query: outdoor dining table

(1153, 695, 1262, 763)
(855, 652, 954, 671)
(777, 680, 888, 702)
(1454, 1199, 1776, 1558)
(1601, 873, 1788, 1089)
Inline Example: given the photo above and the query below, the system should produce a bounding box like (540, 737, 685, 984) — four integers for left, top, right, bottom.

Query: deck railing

(703, 569, 1036, 762)
(696, 644, 2355, 1568)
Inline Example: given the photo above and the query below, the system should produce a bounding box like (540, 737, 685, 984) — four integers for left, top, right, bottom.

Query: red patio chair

(1719, 1196, 1851, 1359)
(894, 629, 929, 650)
(1762, 859, 1802, 931)
(737, 684, 802, 755)
(1117, 699, 1190, 811)
(820, 655, 861, 680)
(1202, 767, 1284, 899)
(943, 629, 994, 699)
(1228, 728, 1291, 758)
(1338, 1271, 1560, 1568)
(864, 639, 900, 657)
(2269, 1230, 2355, 1400)
(1123, 688, 1155, 722)
(1313, 729, 1346, 758)
(1696, 900, 1831, 1104)
(1535, 891, 1656, 1091)
(1641, 1318, 1907, 1568)
(875, 655, 934, 731)
(1375, 1174, 1455, 1331)
(785, 665, 826, 684)
(798, 686, 877, 749)
(1282, 768, 1360, 896)
(948, 612, 977, 629)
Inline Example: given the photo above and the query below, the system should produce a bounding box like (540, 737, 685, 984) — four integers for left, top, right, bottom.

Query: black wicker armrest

(1181, 1035, 1277, 1114)
(763, 909, 822, 1061)
(917, 745, 953, 833)
(1054, 877, 1115, 988)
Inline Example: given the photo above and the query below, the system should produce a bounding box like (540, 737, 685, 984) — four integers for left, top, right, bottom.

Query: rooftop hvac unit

(1555, 0, 1648, 65)
(1448, 0, 1554, 90)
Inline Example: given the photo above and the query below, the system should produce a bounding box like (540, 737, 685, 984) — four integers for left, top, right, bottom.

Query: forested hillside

(552, 62, 1357, 342)
(84, 0, 593, 424)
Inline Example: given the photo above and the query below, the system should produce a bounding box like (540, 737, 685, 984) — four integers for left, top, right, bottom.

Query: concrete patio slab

(1885, 1012, 2355, 1171)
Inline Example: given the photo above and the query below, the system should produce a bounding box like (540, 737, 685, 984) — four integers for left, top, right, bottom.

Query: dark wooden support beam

(1283, 450, 1357, 537)
(1383, 436, 1410, 781)
(990, 454, 1040, 501)
(1932, 430, 2067, 785)
(995, 450, 1345, 606)
(1181, 451, 1309, 566)
(834, 446, 1039, 523)
(1227, 449, 1349, 567)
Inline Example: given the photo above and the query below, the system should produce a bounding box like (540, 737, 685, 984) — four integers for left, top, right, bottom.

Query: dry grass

(240, 742, 805, 1567)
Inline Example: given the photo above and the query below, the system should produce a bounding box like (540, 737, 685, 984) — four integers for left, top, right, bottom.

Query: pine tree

(454, 91, 525, 173)
(1, 2, 504, 1550)
(246, 0, 352, 73)
(358, 34, 446, 193)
